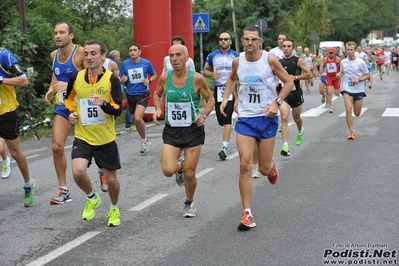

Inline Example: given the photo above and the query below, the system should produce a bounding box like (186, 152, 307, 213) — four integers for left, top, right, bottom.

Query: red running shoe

(347, 131, 355, 140)
(237, 209, 256, 231)
(267, 158, 279, 185)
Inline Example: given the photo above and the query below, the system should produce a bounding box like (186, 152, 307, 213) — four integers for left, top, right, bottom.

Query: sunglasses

(219, 38, 230, 41)
(242, 37, 261, 42)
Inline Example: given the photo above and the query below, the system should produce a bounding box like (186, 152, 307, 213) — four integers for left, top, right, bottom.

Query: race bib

(79, 98, 106, 125)
(167, 102, 192, 127)
(326, 62, 337, 73)
(58, 91, 66, 104)
(216, 86, 233, 102)
(347, 78, 355, 87)
(128, 68, 144, 84)
(241, 85, 267, 111)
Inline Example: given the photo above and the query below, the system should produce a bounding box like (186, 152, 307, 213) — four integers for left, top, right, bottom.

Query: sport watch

(276, 98, 283, 106)
(0, 76, 3, 84)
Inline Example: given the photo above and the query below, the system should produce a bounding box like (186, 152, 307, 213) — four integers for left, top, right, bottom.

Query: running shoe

(218, 146, 228, 160)
(23, 179, 35, 207)
(321, 94, 325, 104)
(280, 143, 290, 156)
(237, 209, 256, 231)
(116, 131, 121, 136)
(329, 107, 333, 113)
(98, 170, 108, 192)
(251, 165, 261, 179)
(175, 158, 185, 187)
(310, 82, 313, 87)
(306, 89, 310, 94)
(82, 192, 101, 221)
(295, 128, 304, 146)
(347, 131, 355, 140)
(105, 207, 121, 227)
(50, 188, 72, 205)
(183, 202, 196, 218)
(140, 139, 151, 153)
(380, 75, 382, 80)
(2, 157, 11, 179)
(127, 125, 136, 131)
(267, 158, 279, 185)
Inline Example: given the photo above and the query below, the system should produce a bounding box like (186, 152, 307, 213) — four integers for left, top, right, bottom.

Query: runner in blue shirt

(119, 43, 157, 153)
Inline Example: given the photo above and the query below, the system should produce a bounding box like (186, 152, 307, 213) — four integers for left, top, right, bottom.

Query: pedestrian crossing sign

(193, 13, 210, 33)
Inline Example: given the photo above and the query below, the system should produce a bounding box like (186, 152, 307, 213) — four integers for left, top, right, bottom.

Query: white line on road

(25, 231, 102, 266)
(339, 108, 368, 117)
(196, 168, 214, 178)
(129, 194, 168, 211)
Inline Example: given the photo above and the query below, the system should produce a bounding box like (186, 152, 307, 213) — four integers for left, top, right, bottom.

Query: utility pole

(18, 0, 33, 110)
(231, 0, 239, 52)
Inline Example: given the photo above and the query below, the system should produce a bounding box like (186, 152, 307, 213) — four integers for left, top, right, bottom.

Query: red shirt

(325, 56, 340, 76)
(376, 51, 384, 65)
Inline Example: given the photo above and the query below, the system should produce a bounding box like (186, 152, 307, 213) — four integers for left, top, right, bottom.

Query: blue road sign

(193, 13, 210, 33)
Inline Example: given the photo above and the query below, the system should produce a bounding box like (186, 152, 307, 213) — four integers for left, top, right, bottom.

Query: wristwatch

(295, 76, 299, 80)
(276, 98, 283, 106)
(201, 113, 207, 119)
(0, 76, 3, 84)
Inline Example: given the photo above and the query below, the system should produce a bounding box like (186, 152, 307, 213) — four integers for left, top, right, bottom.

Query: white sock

(223, 141, 229, 149)
(244, 208, 252, 216)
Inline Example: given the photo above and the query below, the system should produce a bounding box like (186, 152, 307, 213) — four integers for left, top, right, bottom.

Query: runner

(203, 32, 239, 160)
(336, 41, 370, 140)
(320, 47, 341, 113)
(278, 39, 312, 156)
(220, 25, 293, 230)
(153, 44, 214, 217)
(65, 39, 123, 227)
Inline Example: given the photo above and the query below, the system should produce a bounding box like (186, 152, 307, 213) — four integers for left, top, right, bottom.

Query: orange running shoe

(267, 158, 279, 185)
(347, 131, 355, 140)
(98, 170, 108, 192)
(237, 210, 256, 231)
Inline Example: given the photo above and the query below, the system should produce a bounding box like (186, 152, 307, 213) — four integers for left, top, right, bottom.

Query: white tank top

(102, 58, 110, 70)
(237, 51, 277, 117)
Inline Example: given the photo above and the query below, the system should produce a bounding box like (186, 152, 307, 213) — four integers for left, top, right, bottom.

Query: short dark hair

(242, 25, 262, 37)
(278, 32, 288, 39)
(283, 38, 295, 47)
(171, 36, 185, 45)
(129, 42, 141, 50)
(56, 22, 74, 34)
(85, 39, 107, 55)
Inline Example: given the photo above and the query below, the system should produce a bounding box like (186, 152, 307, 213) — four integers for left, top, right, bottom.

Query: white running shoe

(1, 157, 11, 179)
(140, 139, 151, 153)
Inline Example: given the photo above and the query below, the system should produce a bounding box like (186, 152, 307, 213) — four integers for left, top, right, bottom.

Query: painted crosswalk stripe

(302, 108, 329, 117)
(338, 108, 368, 117)
(381, 108, 399, 117)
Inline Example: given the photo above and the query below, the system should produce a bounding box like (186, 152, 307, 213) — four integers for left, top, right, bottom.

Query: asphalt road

(1, 71, 398, 266)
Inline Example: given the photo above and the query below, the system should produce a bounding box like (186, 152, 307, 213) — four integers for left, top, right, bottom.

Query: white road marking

(129, 194, 168, 211)
(196, 168, 214, 178)
(301, 108, 329, 117)
(339, 108, 368, 117)
(25, 231, 102, 266)
(381, 108, 399, 117)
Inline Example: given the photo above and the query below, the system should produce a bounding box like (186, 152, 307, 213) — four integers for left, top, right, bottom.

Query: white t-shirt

(163, 56, 196, 73)
(269, 47, 284, 60)
(354, 52, 367, 62)
(340, 57, 369, 93)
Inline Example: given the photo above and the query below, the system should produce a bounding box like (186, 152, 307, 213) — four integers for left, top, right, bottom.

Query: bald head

(169, 44, 188, 56)
(168, 44, 188, 71)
